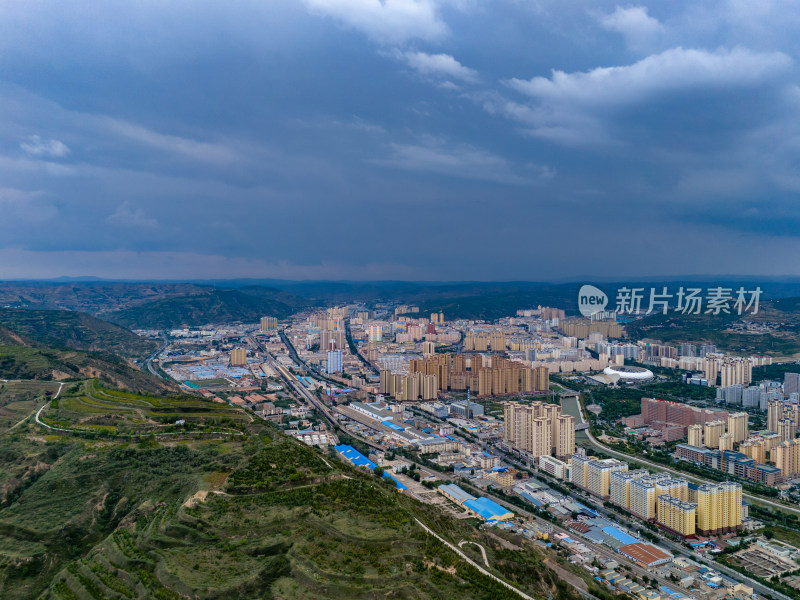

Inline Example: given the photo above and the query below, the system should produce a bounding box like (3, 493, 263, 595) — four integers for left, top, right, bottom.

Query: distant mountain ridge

(0, 282, 211, 314)
(105, 288, 307, 329)
(0, 282, 311, 330)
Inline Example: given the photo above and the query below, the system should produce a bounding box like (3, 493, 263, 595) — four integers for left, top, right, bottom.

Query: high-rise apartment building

(703, 357, 720, 386)
(703, 421, 725, 449)
(768, 399, 784, 433)
(720, 359, 753, 388)
(699, 344, 717, 357)
(422, 375, 438, 401)
(464, 332, 489, 352)
(230, 348, 247, 367)
(688, 424, 703, 447)
(657, 495, 697, 538)
(727, 412, 749, 443)
(489, 332, 506, 352)
(470, 354, 483, 371)
(655, 478, 688, 502)
(740, 433, 782, 465)
(320, 329, 346, 351)
(740, 438, 765, 464)
(555, 414, 575, 459)
(703, 355, 752, 387)
(559, 319, 623, 339)
(586, 459, 628, 499)
(570, 454, 596, 489)
(630, 478, 658, 520)
(367, 324, 383, 343)
(534, 366, 550, 393)
(785, 373, 800, 399)
(504, 401, 575, 459)
(779, 419, 798, 442)
(718, 433, 734, 451)
(609, 469, 649, 510)
(773, 439, 800, 477)
(379, 370, 392, 395)
(260, 316, 278, 332)
(326, 350, 343, 374)
(696, 482, 742, 536)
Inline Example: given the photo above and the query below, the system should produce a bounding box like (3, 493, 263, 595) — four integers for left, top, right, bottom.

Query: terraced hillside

(0, 340, 176, 396)
(37, 431, 576, 600)
(0, 381, 61, 433)
(0, 392, 587, 600)
(39, 381, 251, 437)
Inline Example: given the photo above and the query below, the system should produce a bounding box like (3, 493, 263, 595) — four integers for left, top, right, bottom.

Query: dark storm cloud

(2, 0, 800, 280)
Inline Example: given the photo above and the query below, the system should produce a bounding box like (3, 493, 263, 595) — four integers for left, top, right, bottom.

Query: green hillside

(40, 381, 251, 436)
(0, 338, 175, 396)
(0, 387, 587, 600)
(106, 289, 304, 329)
(0, 308, 156, 359)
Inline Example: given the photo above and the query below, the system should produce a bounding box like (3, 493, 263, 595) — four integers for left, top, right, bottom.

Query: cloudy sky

(2, 0, 800, 281)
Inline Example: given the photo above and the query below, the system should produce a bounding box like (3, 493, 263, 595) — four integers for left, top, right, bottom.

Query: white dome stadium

(603, 365, 654, 381)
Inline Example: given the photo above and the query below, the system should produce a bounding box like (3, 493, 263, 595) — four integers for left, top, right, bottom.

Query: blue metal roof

(334, 444, 377, 469)
(383, 472, 407, 490)
(517, 491, 543, 506)
(601, 526, 638, 545)
(381, 420, 405, 431)
(334, 444, 406, 490)
(439, 483, 476, 504)
(572, 502, 599, 517)
(463, 497, 513, 520)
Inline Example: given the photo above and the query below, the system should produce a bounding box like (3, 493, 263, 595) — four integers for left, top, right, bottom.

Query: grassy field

(40, 381, 252, 437)
(0, 414, 587, 600)
(763, 526, 800, 549)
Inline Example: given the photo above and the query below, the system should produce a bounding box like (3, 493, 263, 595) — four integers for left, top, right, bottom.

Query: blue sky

(2, 0, 800, 280)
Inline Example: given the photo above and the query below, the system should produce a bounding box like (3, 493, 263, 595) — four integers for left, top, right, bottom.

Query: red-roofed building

(617, 543, 673, 567)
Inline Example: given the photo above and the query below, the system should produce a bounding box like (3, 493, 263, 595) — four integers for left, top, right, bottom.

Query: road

(344, 319, 379, 376)
(257, 343, 339, 430)
(277, 330, 344, 387)
(4, 382, 64, 434)
(458, 540, 490, 567)
(415, 518, 537, 600)
(141, 332, 168, 379)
